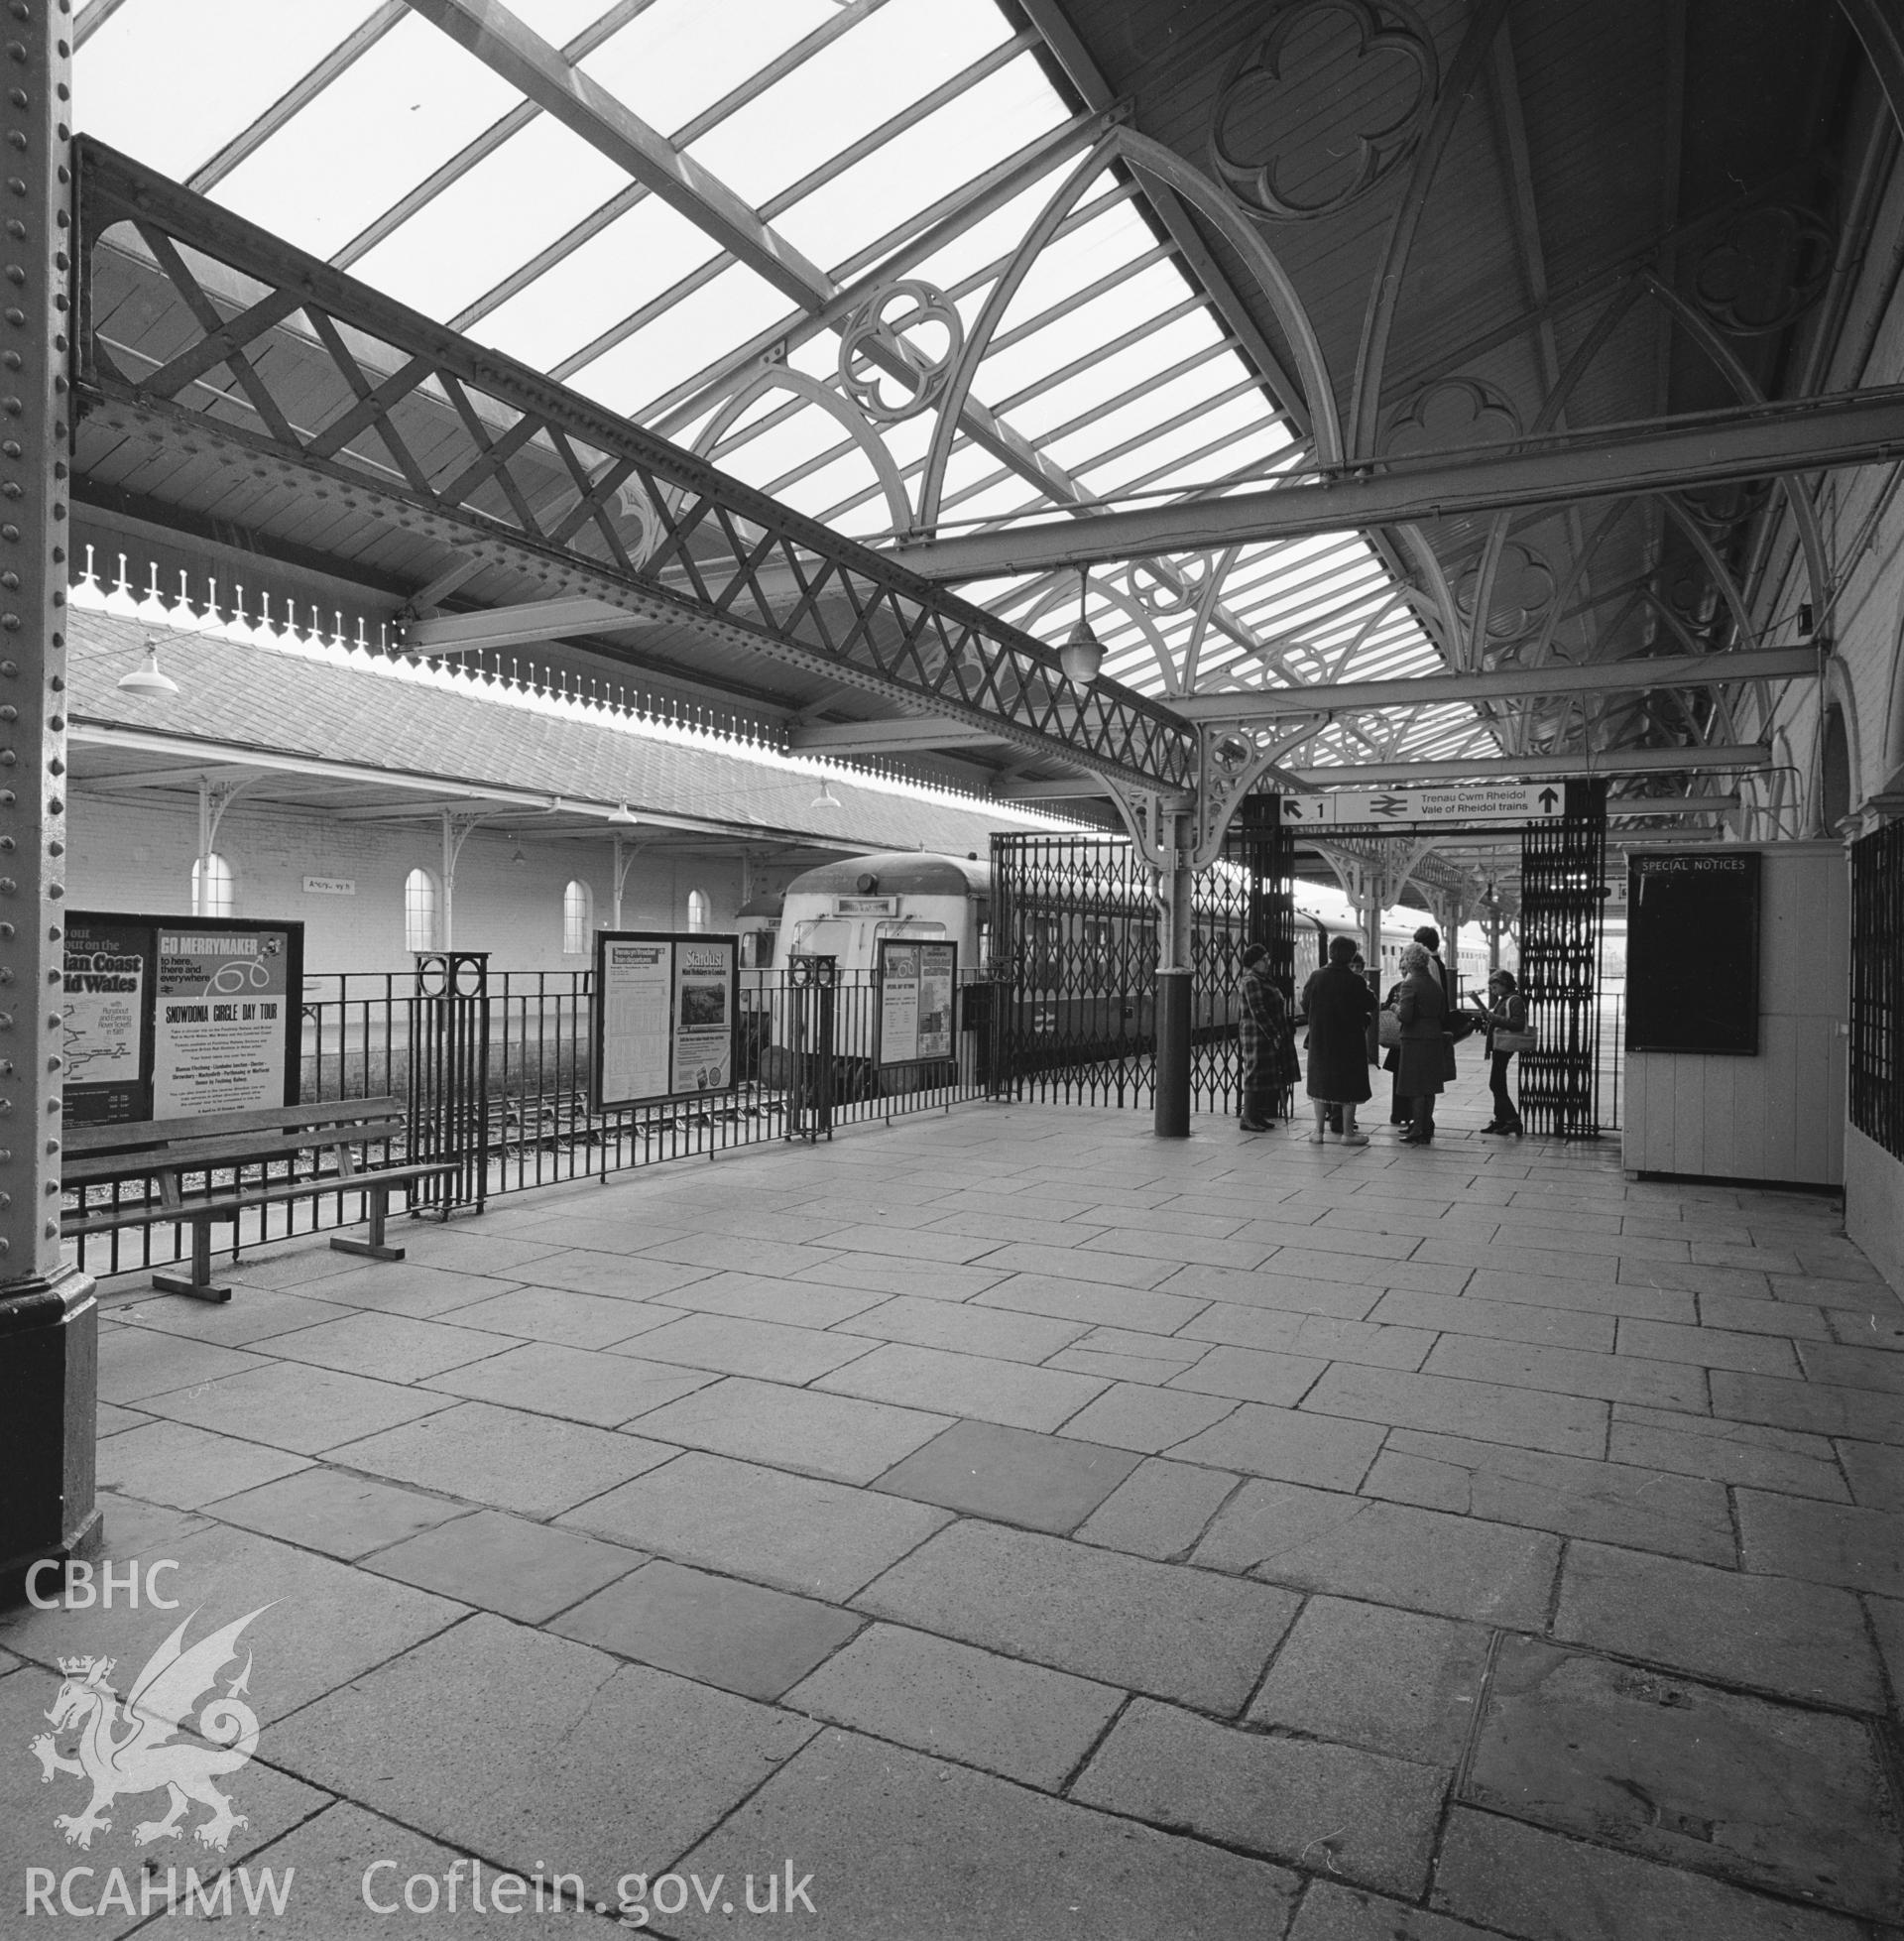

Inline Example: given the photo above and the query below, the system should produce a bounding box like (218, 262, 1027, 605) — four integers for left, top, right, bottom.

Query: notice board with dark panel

(1625, 852, 1761, 1054)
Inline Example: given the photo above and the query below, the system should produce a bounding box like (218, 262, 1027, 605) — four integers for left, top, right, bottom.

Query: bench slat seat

(60, 1096, 461, 1301)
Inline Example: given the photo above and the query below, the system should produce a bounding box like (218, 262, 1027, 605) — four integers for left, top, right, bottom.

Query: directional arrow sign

(1287, 785, 1569, 829)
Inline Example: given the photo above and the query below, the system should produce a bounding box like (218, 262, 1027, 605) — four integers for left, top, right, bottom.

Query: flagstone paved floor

(6, 1075, 1904, 1938)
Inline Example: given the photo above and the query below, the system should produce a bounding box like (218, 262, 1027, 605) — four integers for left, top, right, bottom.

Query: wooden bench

(61, 1097, 462, 1302)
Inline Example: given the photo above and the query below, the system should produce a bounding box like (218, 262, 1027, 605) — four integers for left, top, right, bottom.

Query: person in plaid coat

(1238, 942, 1292, 1133)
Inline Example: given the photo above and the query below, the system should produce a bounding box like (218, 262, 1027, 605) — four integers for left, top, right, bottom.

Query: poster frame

(876, 937, 959, 1068)
(1624, 851, 1762, 1056)
(63, 910, 304, 1127)
(590, 929, 741, 1113)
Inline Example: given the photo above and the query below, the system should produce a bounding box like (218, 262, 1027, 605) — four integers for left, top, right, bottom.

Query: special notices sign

(153, 926, 298, 1117)
(879, 939, 958, 1065)
(592, 932, 740, 1111)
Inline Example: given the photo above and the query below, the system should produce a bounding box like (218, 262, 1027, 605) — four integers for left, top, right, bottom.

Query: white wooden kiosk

(1621, 841, 1847, 1187)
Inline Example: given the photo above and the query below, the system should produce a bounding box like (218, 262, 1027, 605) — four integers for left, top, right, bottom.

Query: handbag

(1376, 1007, 1401, 1049)
(1276, 1028, 1302, 1085)
(1492, 1024, 1538, 1055)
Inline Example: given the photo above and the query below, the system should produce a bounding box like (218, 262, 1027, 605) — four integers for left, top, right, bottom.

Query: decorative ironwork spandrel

(1211, 0, 1442, 222)
(838, 281, 964, 424)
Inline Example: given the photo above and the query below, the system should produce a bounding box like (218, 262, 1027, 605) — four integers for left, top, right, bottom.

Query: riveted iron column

(0, 0, 98, 1603)
(786, 953, 837, 1142)
(1154, 806, 1193, 1139)
(1517, 779, 1607, 1138)
(409, 950, 490, 1214)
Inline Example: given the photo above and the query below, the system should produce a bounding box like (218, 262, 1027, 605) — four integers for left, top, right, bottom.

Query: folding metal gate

(1517, 780, 1606, 1138)
(991, 796, 1294, 1116)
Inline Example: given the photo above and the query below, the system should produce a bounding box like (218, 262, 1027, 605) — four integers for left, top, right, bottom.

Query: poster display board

(591, 931, 739, 1111)
(879, 939, 957, 1066)
(63, 912, 303, 1127)
(1625, 852, 1761, 1054)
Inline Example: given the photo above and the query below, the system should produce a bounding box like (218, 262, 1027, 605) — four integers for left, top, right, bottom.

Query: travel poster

(151, 925, 297, 1118)
(597, 937, 674, 1107)
(62, 915, 155, 1124)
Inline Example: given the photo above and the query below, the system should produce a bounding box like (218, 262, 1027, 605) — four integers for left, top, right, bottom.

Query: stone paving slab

(1364, 1428, 1735, 1564)
(626, 1309, 879, 1384)
(667, 1725, 1300, 1940)
(139, 1359, 456, 1455)
(94, 1416, 311, 1511)
(971, 1270, 1211, 1332)
(424, 1339, 720, 1426)
(1289, 1881, 1523, 1941)
(1166, 1342, 1331, 1406)
(331, 1400, 677, 1517)
(1073, 1456, 1241, 1560)
(554, 1557, 862, 1700)
(1420, 1334, 1710, 1412)
(874, 1419, 1139, 1534)
(558, 1450, 948, 1602)
(1177, 1302, 1439, 1370)
(1837, 1436, 1904, 1509)
(856, 1517, 1298, 1712)
(659, 1269, 891, 1329)
(831, 1290, 1089, 1363)
(212, 1465, 471, 1560)
(1553, 1540, 1884, 1710)
(1735, 1488, 1904, 1597)
(1072, 1697, 1447, 1897)
(1606, 1414, 1849, 1500)
(107, 1282, 357, 1346)
(814, 1340, 1109, 1431)
(781, 1622, 1122, 1790)
(365, 1507, 643, 1624)
(442, 1281, 688, 1347)
(1301, 1362, 1608, 1458)
(96, 1327, 273, 1404)
(1431, 1806, 1865, 1941)
(1249, 1596, 1490, 1766)
(1166, 1401, 1386, 1492)
(1054, 1381, 1240, 1453)
(1161, 1262, 1383, 1319)
(1194, 1481, 1560, 1628)
(269, 1614, 816, 1899)
(1465, 1639, 1902, 1922)
(1365, 1286, 1616, 1351)
(629, 1376, 953, 1484)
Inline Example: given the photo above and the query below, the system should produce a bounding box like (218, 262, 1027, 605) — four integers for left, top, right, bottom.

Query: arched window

(190, 852, 234, 917)
(687, 889, 710, 934)
(405, 868, 439, 954)
(562, 879, 592, 955)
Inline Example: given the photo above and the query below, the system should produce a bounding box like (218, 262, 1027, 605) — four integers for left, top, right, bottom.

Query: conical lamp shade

(117, 640, 179, 696)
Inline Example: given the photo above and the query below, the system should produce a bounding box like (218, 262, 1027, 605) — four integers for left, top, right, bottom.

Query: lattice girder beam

(73, 140, 1195, 792)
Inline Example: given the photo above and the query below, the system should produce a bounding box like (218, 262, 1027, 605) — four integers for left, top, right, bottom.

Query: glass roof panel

(73, 0, 386, 183)
(774, 58, 1062, 273)
(209, 15, 521, 258)
(351, 115, 631, 320)
(684, 0, 1015, 209)
(475, 196, 722, 372)
(579, 0, 840, 137)
(574, 264, 797, 419)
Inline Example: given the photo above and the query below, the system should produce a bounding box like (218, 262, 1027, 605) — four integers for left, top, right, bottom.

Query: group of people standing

(1236, 926, 1528, 1144)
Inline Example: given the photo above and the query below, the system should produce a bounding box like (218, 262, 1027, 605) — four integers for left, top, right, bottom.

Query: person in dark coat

(1301, 935, 1375, 1145)
(1481, 967, 1527, 1135)
(1387, 923, 1453, 1126)
(1393, 940, 1447, 1144)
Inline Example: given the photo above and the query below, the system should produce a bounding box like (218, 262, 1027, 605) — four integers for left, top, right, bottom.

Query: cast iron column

(0, 1, 99, 1604)
(1153, 808, 1192, 1138)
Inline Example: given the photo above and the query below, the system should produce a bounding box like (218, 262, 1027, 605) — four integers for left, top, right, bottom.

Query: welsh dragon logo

(29, 1607, 270, 1852)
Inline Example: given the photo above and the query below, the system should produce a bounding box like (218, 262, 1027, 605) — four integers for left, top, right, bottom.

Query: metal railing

(65, 963, 998, 1278)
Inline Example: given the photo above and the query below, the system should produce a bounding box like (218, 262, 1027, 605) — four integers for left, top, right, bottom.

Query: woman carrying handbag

(1481, 968, 1532, 1136)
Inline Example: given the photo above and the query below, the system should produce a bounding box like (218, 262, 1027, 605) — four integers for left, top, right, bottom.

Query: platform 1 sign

(1280, 784, 1569, 829)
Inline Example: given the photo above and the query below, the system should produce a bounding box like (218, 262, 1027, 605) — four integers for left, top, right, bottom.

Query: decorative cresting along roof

(68, 608, 1070, 854)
